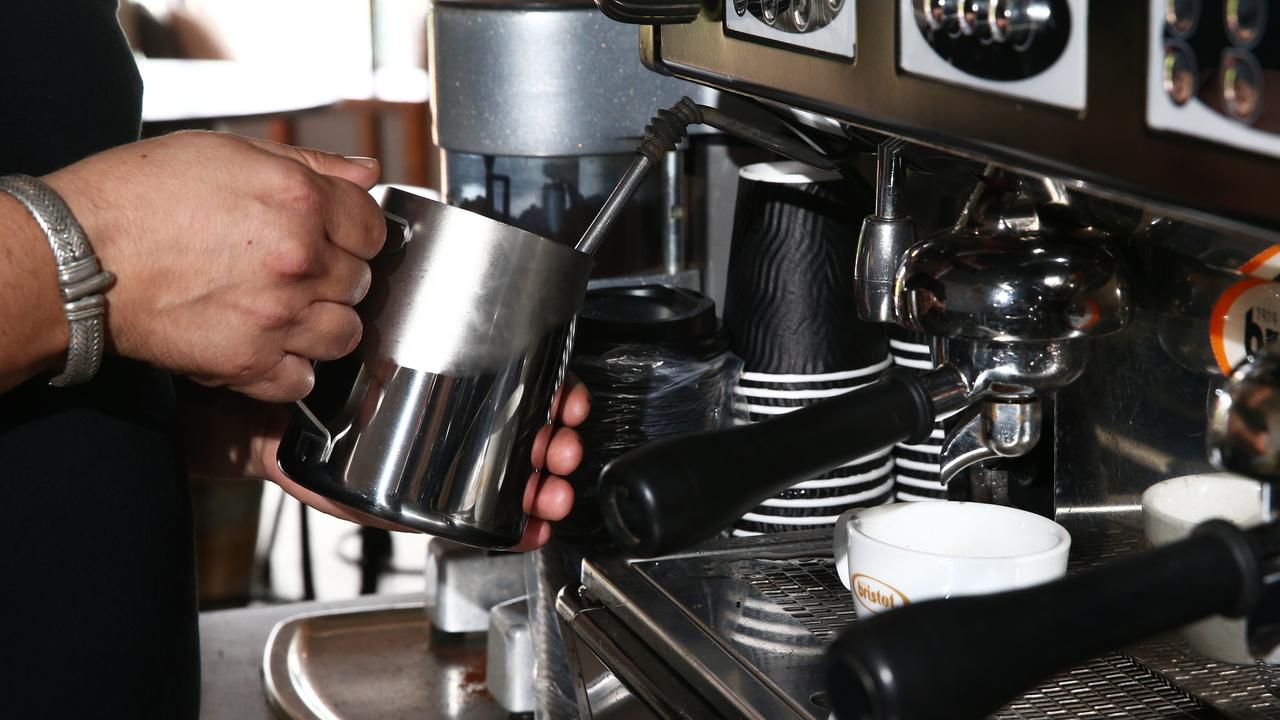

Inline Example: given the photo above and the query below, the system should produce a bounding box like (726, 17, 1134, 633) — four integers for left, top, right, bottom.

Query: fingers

(545, 427, 583, 477)
(557, 376, 591, 428)
(317, 173, 386, 260)
(511, 474, 574, 549)
(245, 136, 382, 190)
(531, 424, 553, 469)
(284, 302, 363, 361)
(525, 473, 575, 521)
(309, 244, 372, 305)
(233, 353, 315, 403)
(510, 518, 553, 552)
(246, 136, 384, 260)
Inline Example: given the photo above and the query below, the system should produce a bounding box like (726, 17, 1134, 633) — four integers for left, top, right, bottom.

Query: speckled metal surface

(428, 3, 718, 156)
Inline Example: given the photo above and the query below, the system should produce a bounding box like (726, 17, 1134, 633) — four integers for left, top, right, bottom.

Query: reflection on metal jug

(277, 186, 592, 549)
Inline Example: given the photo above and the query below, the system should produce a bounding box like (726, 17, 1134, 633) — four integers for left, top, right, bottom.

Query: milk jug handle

(290, 400, 335, 463)
(382, 211, 411, 255)
(288, 212, 411, 465)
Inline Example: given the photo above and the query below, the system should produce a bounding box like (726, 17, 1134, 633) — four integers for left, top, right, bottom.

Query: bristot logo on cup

(850, 574, 909, 613)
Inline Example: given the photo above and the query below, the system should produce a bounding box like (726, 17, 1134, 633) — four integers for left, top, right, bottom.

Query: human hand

(44, 131, 385, 401)
(244, 376, 591, 550)
(514, 375, 590, 550)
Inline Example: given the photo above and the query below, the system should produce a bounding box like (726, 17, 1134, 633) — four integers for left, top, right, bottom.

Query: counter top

(199, 593, 421, 719)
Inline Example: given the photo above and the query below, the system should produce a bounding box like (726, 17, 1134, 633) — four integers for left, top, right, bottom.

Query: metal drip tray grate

(997, 655, 1217, 719)
(583, 527, 1280, 720)
(731, 551, 1280, 718)
(739, 559, 856, 642)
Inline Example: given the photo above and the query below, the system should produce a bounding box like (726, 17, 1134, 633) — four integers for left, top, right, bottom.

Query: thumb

(246, 137, 382, 190)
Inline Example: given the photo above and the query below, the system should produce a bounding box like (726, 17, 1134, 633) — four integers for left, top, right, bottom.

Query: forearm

(0, 193, 72, 392)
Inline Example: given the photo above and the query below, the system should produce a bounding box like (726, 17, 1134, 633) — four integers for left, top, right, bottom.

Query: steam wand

(573, 97, 854, 255)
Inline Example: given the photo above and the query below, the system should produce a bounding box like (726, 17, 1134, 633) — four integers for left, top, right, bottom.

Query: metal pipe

(874, 138, 907, 218)
(660, 150, 684, 275)
(575, 153, 654, 256)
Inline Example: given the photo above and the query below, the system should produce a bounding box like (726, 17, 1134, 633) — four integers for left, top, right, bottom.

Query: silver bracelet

(0, 174, 115, 386)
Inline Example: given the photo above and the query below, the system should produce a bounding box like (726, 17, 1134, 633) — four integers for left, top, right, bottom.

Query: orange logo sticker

(850, 574, 910, 613)
(1210, 245, 1280, 375)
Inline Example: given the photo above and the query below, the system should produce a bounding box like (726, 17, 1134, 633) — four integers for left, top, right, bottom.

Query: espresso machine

(244, 2, 1280, 719)
(547, 1, 1280, 718)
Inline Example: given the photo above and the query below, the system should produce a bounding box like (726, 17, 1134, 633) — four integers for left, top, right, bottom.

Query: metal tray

(262, 604, 509, 720)
(578, 522, 1280, 719)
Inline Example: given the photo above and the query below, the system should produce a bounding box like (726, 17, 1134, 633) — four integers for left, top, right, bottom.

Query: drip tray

(262, 605, 508, 720)
(577, 524, 1280, 719)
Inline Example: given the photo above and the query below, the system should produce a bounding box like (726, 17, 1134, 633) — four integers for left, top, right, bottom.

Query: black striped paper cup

(723, 161, 891, 534)
(729, 365, 895, 536)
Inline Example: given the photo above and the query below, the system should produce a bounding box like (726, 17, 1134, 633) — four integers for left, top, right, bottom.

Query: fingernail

(344, 156, 379, 169)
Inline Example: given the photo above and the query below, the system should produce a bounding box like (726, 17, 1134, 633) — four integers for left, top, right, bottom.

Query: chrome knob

(987, 0, 1051, 50)
(1209, 349, 1280, 483)
(958, 0, 993, 41)
(895, 235, 1134, 343)
(1165, 0, 1200, 38)
(1226, 0, 1267, 48)
(920, 0, 963, 35)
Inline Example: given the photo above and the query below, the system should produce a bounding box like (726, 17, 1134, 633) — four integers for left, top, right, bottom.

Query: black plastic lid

(575, 285, 726, 357)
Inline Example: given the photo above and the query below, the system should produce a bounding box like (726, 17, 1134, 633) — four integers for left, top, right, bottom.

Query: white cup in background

(833, 502, 1071, 618)
(1141, 473, 1267, 665)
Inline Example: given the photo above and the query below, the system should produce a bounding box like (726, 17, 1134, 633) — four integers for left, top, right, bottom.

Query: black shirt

(0, 2, 199, 718)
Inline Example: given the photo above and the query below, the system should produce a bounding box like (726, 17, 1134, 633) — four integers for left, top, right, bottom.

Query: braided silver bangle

(0, 174, 114, 386)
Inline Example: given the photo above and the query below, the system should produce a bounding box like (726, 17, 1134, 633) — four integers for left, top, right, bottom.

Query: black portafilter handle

(825, 519, 1275, 720)
(597, 368, 937, 557)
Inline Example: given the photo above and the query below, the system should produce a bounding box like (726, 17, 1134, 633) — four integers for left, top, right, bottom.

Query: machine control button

(910, 0, 1071, 81)
(987, 0, 1052, 50)
(1227, 0, 1267, 49)
(1222, 49, 1264, 125)
(921, 0, 963, 35)
(1147, 0, 1280, 157)
(958, 0, 993, 42)
(792, 0, 811, 31)
(1165, 0, 1200, 38)
(1163, 38, 1199, 106)
(726, 0, 854, 56)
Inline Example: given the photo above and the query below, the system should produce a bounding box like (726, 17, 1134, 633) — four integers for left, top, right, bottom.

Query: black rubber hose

(598, 369, 936, 557)
(825, 519, 1267, 720)
(576, 97, 859, 254)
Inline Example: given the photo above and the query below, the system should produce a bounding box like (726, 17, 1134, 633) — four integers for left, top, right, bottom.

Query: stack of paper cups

(722, 160, 893, 536)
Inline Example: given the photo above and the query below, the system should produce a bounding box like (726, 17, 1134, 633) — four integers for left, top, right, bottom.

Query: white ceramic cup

(833, 502, 1071, 618)
(1141, 473, 1267, 665)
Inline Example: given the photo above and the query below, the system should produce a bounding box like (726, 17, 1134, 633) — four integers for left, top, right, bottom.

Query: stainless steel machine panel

(1146, 0, 1280, 159)
(898, 0, 1088, 109)
(640, 2, 1280, 235)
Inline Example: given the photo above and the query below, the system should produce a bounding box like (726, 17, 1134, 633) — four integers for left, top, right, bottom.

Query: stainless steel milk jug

(277, 186, 592, 548)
